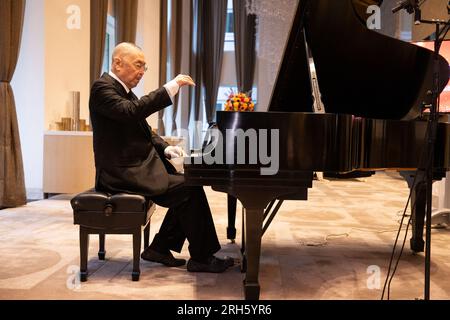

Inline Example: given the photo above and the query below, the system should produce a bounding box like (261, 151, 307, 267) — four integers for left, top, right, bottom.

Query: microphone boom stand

(393, 0, 450, 300)
(413, 5, 450, 301)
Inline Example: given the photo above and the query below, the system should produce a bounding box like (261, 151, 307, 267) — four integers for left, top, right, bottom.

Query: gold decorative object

(53, 117, 91, 132)
(51, 91, 92, 131)
(79, 119, 86, 131)
(61, 117, 72, 131)
(71, 91, 81, 131)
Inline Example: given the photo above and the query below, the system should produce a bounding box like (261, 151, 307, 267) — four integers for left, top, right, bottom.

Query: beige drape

(114, 0, 138, 44)
(169, 0, 183, 134)
(0, 0, 27, 208)
(202, 0, 227, 124)
(233, 0, 256, 94)
(90, 0, 108, 86)
(188, 0, 204, 149)
(157, 0, 183, 136)
(158, 0, 168, 135)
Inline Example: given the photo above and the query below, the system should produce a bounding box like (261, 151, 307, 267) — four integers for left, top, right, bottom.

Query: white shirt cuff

(163, 80, 180, 104)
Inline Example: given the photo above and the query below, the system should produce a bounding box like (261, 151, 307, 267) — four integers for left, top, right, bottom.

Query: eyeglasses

(133, 62, 148, 72)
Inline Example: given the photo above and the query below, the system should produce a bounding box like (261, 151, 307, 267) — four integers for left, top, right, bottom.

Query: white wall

(12, 0, 91, 199)
(11, 0, 45, 200)
(12, 0, 164, 199)
(44, 0, 90, 129)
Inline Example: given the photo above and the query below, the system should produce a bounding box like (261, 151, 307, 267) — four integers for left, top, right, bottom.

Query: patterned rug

(1, 172, 449, 300)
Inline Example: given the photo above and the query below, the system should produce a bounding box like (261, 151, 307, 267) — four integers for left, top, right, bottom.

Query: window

(224, 0, 234, 51)
(102, 15, 116, 74)
(216, 1, 258, 112)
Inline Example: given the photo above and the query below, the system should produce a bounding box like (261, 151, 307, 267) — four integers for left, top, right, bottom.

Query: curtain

(90, 0, 108, 86)
(189, 0, 203, 125)
(233, 0, 256, 93)
(158, 0, 168, 135)
(169, 0, 183, 135)
(114, 0, 138, 44)
(201, 0, 227, 125)
(0, 0, 27, 208)
(158, 0, 183, 136)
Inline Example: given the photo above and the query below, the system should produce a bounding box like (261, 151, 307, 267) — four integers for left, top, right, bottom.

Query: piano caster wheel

(80, 271, 87, 282)
(98, 251, 106, 260)
(132, 272, 140, 281)
(243, 281, 260, 300)
(410, 238, 424, 253)
(229, 239, 236, 244)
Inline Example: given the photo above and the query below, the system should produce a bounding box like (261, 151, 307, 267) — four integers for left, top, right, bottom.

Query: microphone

(392, 0, 416, 14)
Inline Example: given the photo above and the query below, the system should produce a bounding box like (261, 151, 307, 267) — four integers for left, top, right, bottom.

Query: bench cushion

(71, 190, 154, 230)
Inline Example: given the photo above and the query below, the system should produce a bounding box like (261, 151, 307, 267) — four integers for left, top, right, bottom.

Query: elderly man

(89, 42, 232, 273)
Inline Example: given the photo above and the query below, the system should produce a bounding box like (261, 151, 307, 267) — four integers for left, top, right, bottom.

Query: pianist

(89, 42, 233, 273)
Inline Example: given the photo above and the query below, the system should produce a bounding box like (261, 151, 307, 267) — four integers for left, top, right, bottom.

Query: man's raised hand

(174, 74, 196, 87)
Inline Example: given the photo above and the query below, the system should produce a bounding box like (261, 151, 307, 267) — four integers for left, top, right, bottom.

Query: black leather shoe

(187, 256, 233, 273)
(141, 248, 186, 267)
(222, 256, 234, 268)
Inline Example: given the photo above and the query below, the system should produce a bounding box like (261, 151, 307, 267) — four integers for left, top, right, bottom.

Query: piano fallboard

(193, 111, 450, 173)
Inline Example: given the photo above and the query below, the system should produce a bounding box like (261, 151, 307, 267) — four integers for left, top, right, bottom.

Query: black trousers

(149, 174, 221, 261)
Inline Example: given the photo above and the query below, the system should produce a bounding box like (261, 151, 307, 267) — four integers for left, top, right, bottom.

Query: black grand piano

(184, 0, 450, 300)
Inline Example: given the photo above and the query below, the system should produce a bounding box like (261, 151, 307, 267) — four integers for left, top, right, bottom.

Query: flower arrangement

(224, 90, 255, 112)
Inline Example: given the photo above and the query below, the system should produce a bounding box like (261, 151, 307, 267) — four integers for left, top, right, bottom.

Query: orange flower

(224, 90, 255, 112)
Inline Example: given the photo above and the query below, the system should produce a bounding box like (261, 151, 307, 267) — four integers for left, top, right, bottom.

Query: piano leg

(401, 170, 425, 253)
(243, 207, 263, 300)
(227, 195, 237, 242)
(212, 184, 309, 300)
(410, 180, 426, 253)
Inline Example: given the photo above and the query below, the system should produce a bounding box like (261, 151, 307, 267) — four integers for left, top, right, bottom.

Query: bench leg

(79, 228, 89, 282)
(98, 233, 106, 260)
(143, 223, 150, 249)
(132, 229, 141, 281)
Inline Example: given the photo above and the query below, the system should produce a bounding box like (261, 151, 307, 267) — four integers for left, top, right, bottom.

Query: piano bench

(70, 190, 155, 282)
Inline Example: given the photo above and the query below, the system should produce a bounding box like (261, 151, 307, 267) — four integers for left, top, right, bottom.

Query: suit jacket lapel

(102, 73, 153, 140)
(103, 73, 128, 98)
(128, 90, 153, 140)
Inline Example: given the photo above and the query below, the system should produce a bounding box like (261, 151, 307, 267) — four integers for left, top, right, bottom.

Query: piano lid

(269, 0, 450, 120)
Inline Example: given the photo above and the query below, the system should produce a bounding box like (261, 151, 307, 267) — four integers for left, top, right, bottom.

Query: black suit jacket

(89, 73, 176, 196)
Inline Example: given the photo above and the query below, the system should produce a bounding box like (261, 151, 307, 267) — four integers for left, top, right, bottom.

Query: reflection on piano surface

(184, 0, 450, 300)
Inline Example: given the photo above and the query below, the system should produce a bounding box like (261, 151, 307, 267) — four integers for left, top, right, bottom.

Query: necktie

(127, 90, 136, 101)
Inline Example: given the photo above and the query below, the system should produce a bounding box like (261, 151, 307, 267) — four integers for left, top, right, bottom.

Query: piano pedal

(314, 172, 323, 180)
(313, 172, 330, 183)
